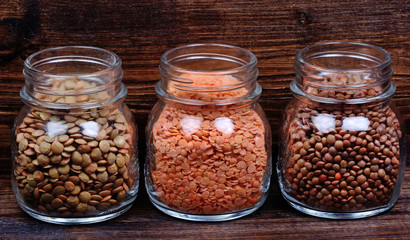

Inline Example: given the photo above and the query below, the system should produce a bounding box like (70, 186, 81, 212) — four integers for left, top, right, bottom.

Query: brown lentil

(283, 74, 402, 212)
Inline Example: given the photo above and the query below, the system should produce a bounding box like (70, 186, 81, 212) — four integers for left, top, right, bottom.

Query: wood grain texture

(1, 170, 410, 240)
(0, 0, 409, 239)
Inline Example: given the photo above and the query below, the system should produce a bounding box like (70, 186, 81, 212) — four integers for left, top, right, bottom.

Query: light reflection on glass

(214, 117, 234, 134)
(342, 116, 370, 131)
(181, 116, 202, 134)
(45, 121, 68, 138)
(81, 121, 100, 138)
(312, 113, 335, 132)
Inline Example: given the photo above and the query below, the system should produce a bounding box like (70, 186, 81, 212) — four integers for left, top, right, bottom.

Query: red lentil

(149, 74, 268, 214)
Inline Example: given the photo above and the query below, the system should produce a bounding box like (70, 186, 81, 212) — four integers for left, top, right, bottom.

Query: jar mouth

(293, 41, 394, 101)
(24, 46, 122, 79)
(22, 46, 124, 109)
(296, 41, 392, 73)
(158, 43, 259, 104)
(160, 43, 257, 75)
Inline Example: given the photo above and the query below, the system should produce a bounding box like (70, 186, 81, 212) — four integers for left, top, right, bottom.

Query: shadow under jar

(145, 44, 272, 221)
(278, 42, 406, 219)
(11, 46, 139, 224)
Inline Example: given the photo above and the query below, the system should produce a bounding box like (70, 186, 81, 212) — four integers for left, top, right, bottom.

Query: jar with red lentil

(11, 46, 139, 224)
(278, 42, 406, 219)
(145, 43, 272, 221)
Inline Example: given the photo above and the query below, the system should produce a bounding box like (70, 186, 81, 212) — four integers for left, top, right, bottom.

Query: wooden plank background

(0, 0, 409, 239)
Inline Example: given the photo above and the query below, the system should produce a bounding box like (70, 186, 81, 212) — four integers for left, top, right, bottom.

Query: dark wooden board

(1, 170, 410, 240)
(0, 0, 409, 239)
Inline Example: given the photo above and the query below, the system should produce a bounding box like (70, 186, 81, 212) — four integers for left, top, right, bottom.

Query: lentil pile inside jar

(14, 80, 136, 216)
(283, 73, 403, 212)
(13, 74, 138, 217)
(146, 44, 272, 219)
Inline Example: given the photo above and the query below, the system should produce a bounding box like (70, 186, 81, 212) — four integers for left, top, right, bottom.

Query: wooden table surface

(0, 1, 410, 239)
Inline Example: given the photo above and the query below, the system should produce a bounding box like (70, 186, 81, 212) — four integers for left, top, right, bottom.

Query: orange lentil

(200, 177, 210, 186)
(149, 74, 268, 214)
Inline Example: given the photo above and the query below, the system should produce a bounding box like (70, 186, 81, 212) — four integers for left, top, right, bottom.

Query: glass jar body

(145, 100, 272, 221)
(278, 97, 405, 219)
(12, 103, 139, 224)
(145, 43, 272, 221)
(277, 42, 406, 219)
(11, 46, 139, 224)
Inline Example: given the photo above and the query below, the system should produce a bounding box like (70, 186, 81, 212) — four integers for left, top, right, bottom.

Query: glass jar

(11, 46, 139, 224)
(278, 42, 406, 219)
(145, 44, 272, 221)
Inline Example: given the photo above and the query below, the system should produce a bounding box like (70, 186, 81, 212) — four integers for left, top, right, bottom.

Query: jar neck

(157, 43, 260, 106)
(292, 41, 394, 104)
(21, 46, 125, 110)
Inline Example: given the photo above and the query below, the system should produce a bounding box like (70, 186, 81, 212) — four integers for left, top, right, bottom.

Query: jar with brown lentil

(145, 44, 272, 221)
(11, 46, 139, 224)
(278, 42, 406, 219)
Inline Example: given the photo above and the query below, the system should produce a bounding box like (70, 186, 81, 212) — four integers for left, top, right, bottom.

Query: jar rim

(24, 46, 122, 78)
(21, 46, 125, 109)
(295, 41, 392, 73)
(292, 41, 394, 103)
(160, 43, 257, 74)
(157, 43, 260, 105)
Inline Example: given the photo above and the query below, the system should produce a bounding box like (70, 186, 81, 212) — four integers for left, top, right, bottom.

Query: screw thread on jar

(157, 43, 260, 106)
(21, 46, 126, 110)
(292, 42, 394, 104)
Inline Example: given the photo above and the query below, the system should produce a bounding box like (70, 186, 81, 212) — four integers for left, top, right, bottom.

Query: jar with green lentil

(278, 42, 406, 219)
(11, 46, 139, 224)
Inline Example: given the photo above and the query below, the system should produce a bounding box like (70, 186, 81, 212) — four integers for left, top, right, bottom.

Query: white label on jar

(214, 117, 234, 135)
(312, 113, 335, 132)
(45, 121, 68, 138)
(181, 116, 203, 134)
(342, 116, 370, 131)
(80, 121, 100, 138)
